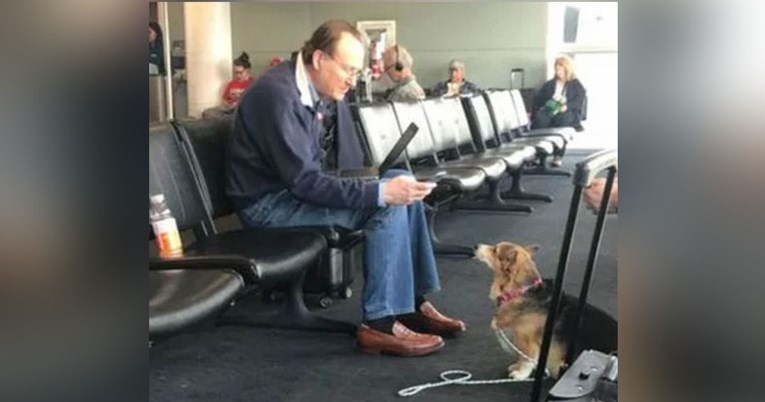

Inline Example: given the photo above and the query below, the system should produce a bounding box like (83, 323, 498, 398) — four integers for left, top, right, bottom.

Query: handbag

(544, 82, 568, 118)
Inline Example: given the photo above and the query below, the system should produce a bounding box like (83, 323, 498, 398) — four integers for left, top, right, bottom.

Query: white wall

(230, 2, 550, 90)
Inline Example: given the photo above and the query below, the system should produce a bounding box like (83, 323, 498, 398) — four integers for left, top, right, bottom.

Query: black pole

(530, 185, 583, 402)
(567, 167, 617, 364)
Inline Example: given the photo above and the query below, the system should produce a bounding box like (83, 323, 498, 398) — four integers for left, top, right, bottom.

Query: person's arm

(431, 81, 446, 96)
(565, 80, 586, 115)
(465, 80, 480, 94)
(245, 94, 380, 209)
(154, 43, 166, 75)
(221, 82, 235, 107)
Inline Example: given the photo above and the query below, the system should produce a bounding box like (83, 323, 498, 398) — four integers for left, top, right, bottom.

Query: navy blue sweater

(225, 59, 379, 211)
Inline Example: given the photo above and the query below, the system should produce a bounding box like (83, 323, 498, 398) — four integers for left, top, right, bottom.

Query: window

(548, 2, 618, 148)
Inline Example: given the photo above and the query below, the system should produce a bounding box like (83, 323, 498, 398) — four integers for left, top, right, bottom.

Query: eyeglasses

(324, 52, 362, 80)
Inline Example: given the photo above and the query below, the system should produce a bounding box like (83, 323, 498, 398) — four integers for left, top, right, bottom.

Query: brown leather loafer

(356, 321, 444, 357)
(397, 301, 467, 337)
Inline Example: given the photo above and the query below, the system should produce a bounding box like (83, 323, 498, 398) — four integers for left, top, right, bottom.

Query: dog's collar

(496, 277, 543, 307)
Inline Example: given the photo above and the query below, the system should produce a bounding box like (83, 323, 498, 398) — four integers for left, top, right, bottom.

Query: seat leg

(425, 203, 475, 257)
(524, 154, 572, 177)
(433, 243, 477, 255)
(524, 166, 572, 177)
(217, 276, 357, 335)
(501, 170, 554, 202)
(456, 180, 534, 213)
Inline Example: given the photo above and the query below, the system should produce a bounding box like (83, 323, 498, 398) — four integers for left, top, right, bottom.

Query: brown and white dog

(475, 241, 617, 379)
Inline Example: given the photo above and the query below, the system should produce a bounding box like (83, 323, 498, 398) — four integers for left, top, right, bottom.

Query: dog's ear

(498, 247, 517, 274)
(525, 245, 541, 255)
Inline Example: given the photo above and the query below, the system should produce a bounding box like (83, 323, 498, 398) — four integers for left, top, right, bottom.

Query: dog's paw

(507, 362, 534, 379)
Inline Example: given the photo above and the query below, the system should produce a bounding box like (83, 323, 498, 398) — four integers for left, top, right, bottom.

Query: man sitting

(431, 60, 480, 97)
(381, 44, 426, 101)
(226, 20, 466, 357)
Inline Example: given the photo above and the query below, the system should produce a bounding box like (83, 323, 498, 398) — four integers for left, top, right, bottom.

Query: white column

(157, 2, 174, 120)
(184, 2, 232, 118)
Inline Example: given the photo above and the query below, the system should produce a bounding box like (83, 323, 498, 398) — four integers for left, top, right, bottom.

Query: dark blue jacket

(430, 79, 480, 97)
(532, 78, 586, 123)
(149, 41, 165, 75)
(225, 59, 378, 211)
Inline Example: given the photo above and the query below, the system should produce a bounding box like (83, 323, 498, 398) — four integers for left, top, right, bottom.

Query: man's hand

(381, 176, 434, 205)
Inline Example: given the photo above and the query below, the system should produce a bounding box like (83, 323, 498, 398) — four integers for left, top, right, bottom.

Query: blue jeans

(239, 170, 441, 321)
(532, 108, 576, 129)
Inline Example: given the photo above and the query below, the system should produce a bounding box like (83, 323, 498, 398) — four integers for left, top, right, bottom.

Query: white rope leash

(397, 329, 550, 397)
(397, 370, 534, 397)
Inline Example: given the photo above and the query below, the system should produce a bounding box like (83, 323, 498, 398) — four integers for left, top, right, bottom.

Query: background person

(431, 59, 480, 97)
(201, 52, 255, 119)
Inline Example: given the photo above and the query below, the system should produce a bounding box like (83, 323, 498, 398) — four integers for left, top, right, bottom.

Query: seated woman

(149, 22, 165, 76)
(531, 55, 586, 132)
(202, 52, 255, 119)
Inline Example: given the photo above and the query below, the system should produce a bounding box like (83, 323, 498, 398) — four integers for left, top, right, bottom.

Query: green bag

(544, 99, 562, 117)
(544, 96, 567, 118)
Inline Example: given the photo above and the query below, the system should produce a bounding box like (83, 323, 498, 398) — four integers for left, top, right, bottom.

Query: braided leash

(397, 370, 533, 397)
(397, 329, 550, 397)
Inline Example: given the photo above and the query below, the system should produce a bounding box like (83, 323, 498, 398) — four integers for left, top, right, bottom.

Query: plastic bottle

(150, 194, 183, 258)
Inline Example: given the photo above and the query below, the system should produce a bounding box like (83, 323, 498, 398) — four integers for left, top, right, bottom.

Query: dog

(475, 242, 617, 379)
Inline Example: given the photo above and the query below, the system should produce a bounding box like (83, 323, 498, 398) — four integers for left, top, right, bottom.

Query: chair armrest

(149, 255, 259, 285)
(294, 226, 366, 248)
(519, 132, 572, 143)
(573, 149, 617, 188)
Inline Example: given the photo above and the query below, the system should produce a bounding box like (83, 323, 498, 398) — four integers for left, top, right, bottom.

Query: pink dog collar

(496, 277, 543, 307)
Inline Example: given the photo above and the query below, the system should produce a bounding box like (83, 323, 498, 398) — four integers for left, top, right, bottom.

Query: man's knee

(366, 204, 408, 230)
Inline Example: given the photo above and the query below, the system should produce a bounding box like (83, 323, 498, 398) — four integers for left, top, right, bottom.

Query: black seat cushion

(150, 269, 243, 336)
(187, 228, 327, 288)
(175, 118, 364, 252)
(174, 117, 237, 218)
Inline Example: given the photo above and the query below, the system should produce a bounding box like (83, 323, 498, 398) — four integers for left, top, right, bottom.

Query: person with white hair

(431, 59, 480, 97)
(381, 44, 426, 101)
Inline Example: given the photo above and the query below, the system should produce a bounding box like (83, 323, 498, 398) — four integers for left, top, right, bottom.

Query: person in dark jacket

(531, 55, 586, 166)
(431, 60, 480, 97)
(532, 55, 586, 131)
(149, 22, 165, 75)
(226, 20, 466, 357)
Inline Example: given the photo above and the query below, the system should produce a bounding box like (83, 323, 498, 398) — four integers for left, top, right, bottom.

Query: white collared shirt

(295, 51, 320, 109)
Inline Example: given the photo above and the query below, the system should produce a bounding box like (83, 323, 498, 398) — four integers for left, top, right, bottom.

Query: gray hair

(449, 59, 466, 71)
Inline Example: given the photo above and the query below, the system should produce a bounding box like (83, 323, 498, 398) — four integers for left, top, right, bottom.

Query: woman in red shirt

(202, 53, 255, 119)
